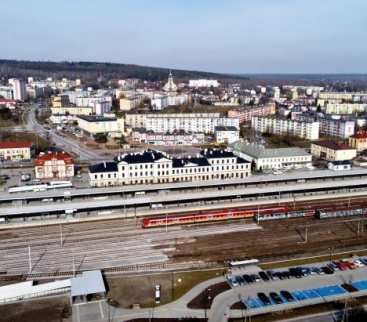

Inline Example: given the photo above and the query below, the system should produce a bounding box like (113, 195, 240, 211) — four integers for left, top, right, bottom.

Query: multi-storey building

(215, 126, 239, 144)
(228, 104, 276, 123)
(325, 103, 367, 115)
(76, 115, 124, 137)
(125, 113, 239, 134)
(35, 151, 74, 179)
(8, 78, 27, 101)
(251, 116, 319, 140)
(311, 141, 357, 161)
(89, 149, 250, 187)
(0, 141, 33, 161)
(292, 115, 355, 139)
(349, 132, 367, 152)
(188, 79, 220, 88)
(131, 129, 205, 145)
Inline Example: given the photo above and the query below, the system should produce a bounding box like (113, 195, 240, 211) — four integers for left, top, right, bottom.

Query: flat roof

(232, 142, 310, 159)
(71, 270, 106, 297)
(77, 115, 117, 122)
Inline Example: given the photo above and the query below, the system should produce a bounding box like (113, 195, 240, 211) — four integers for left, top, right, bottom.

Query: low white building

(76, 115, 124, 137)
(215, 126, 239, 144)
(89, 149, 251, 187)
(132, 129, 205, 145)
(328, 160, 352, 171)
(189, 79, 219, 88)
(0, 141, 32, 161)
(232, 141, 312, 171)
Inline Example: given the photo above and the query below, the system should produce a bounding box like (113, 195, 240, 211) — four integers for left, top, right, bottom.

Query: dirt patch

(0, 296, 71, 322)
(231, 301, 246, 310)
(188, 282, 230, 309)
(106, 269, 224, 308)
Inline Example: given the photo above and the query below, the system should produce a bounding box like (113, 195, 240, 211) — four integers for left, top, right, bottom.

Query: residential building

(131, 129, 205, 145)
(231, 141, 312, 171)
(89, 149, 250, 187)
(76, 115, 124, 137)
(228, 104, 276, 123)
(188, 79, 219, 88)
(51, 106, 93, 116)
(8, 79, 27, 101)
(119, 95, 145, 111)
(325, 103, 367, 114)
(349, 132, 367, 152)
(311, 141, 357, 161)
(0, 141, 33, 161)
(52, 95, 70, 108)
(251, 116, 319, 140)
(215, 126, 239, 144)
(0, 86, 14, 99)
(292, 114, 355, 139)
(35, 151, 74, 179)
(151, 95, 169, 111)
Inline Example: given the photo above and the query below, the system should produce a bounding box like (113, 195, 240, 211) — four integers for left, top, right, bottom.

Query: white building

(8, 78, 27, 101)
(89, 149, 251, 187)
(125, 113, 239, 134)
(251, 116, 319, 140)
(232, 141, 312, 171)
(0, 86, 14, 99)
(189, 79, 219, 88)
(76, 115, 124, 137)
(132, 129, 205, 145)
(35, 151, 74, 179)
(215, 126, 239, 144)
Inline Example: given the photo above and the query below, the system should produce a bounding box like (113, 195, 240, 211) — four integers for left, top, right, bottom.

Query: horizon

(1, 0, 367, 74)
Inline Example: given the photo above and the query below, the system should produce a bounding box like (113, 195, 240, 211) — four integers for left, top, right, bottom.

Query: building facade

(8, 79, 27, 101)
(35, 151, 74, 179)
(76, 115, 124, 137)
(311, 141, 357, 161)
(232, 142, 312, 171)
(131, 129, 205, 145)
(89, 149, 251, 187)
(215, 126, 239, 144)
(349, 132, 367, 152)
(228, 104, 276, 123)
(0, 141, 32, 161)
(251, 116, 319, 140)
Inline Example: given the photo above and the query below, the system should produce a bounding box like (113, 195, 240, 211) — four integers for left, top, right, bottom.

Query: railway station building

(88, 148, 251, 187)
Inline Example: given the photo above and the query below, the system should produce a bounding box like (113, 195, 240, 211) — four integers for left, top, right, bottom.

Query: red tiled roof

(352, 132, 367, 139)
(35, 151, 74, 166)
(0, 141, 33, 149)
(313, 140, 353, 150)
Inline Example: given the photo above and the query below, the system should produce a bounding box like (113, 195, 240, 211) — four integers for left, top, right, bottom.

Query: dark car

(235, 275, 245, 286)
(321, 266, 334, 275)
(258, 292, 271, 305)
(269, 292, 283, 304)
(259, 271, 270, 281)
(242, 274, 253, 284)
(280, 290, 295, 302)
(289, 268, 302, 278)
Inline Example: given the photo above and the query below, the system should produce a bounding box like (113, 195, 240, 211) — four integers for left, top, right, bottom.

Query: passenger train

(8, 181, 73, 193)
(142, 204, 367, 228)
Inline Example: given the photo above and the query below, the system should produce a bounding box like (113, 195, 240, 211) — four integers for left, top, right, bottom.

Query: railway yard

(1, 195, 367, 277)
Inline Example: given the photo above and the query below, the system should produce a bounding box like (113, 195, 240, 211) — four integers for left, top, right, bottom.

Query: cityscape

(1, 1, 367, 322)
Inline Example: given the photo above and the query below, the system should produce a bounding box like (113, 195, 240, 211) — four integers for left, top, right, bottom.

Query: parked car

(269, 292, 283, 304)
(258, 293, 271, 306)
(280, 290, 295, 302)
(259, 271, 270, 281)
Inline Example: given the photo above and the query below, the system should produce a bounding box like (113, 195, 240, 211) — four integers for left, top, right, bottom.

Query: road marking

(99, 301, 104, 319)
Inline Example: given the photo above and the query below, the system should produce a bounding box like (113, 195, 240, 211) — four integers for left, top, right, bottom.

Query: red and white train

(141, 204, 367, 228)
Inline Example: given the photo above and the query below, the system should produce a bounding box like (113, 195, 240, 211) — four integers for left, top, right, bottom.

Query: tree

(94, 133, 108, 143)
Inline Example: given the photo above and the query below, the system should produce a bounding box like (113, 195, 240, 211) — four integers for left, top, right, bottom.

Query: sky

(1, 0, 367, 74)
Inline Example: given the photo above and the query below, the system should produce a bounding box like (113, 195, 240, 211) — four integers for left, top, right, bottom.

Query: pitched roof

(172, 157, 210, 168)
(0, 141, 33, 149)
(352, 132, 367, 139)
(200, 149, 237, 159)
(313, 140, 353, 150)
(89, 162, 118, 173)
(35, 151, 74, 166)
(116, 150, 167, 164)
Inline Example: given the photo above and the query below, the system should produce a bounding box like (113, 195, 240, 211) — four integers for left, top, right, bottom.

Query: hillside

(0, 59, 247, 82)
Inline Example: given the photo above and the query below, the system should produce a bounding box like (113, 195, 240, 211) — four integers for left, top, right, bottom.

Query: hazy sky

(1, 0, 367, 73)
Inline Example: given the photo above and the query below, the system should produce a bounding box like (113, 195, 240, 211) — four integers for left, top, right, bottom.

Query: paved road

(24, 105, 108, 162)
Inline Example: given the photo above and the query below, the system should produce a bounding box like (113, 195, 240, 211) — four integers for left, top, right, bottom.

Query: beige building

(349, 132, 367, 152)
(51, 106, 93, 116)
(0, 141, 32, 161)
(35, 151, 74, 179)
(76, 115, 124, 137)
(119, 95, 145, 111)
(89, 149, 251, 187)
(311, 141, 357, 161)
(51, 95, 70, 107)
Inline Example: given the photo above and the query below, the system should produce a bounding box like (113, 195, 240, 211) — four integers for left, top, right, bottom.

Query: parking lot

(224, 257, 367, 316)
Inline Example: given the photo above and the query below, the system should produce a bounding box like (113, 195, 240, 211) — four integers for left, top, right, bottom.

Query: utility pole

(28, 245, 32, 274)
(165, 214, 168, 233)
(72, 253, 76, 277)
(304, 225, 308, 243)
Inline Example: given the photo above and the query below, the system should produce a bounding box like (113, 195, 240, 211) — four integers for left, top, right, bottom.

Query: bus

(229, 259, 259, 268)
